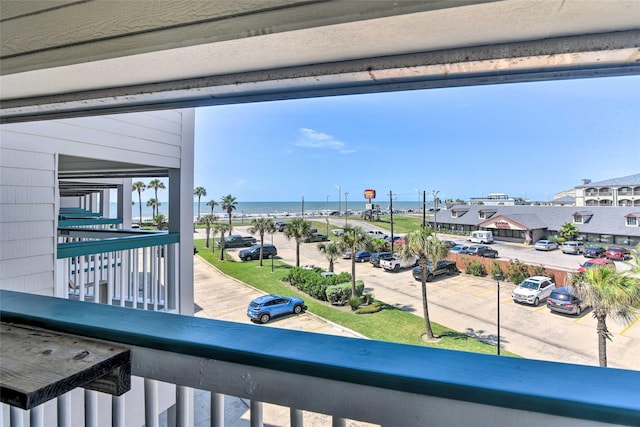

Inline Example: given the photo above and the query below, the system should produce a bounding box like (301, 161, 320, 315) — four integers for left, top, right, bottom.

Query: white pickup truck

(379, 255, 419, 272)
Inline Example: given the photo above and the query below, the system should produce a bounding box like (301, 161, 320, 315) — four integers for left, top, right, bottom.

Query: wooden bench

(0, 322, 130, 410)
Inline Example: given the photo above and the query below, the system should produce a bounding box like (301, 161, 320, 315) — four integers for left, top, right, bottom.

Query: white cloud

(295, 128, 354, 153)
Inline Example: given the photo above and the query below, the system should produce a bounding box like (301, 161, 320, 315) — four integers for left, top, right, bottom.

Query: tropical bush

(326, 280, 364, 305)
(283, 267, 354, 301)
(489, 261, 503, 279)
(348, 296, 361, 311)
(463, 258, 486, 276)
(505, 259, 529, 284)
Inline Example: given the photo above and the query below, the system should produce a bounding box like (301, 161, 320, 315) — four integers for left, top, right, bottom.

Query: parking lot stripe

(619, 317, 639, 335)
(474, 288, 494, 297)
(534, 305, 547, 313)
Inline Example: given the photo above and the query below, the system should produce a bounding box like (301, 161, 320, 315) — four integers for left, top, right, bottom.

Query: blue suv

(247, 294, 306, 324)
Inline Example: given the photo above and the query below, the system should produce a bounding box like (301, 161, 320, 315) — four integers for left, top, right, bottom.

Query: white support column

(112, 395, 125, 427)
(168, 108, 195, 315)
(332, 418, 346, 427)
(85, 390, 98, 427)
(250, 401, 263, 427)
(57, 393, 70, 427)
(29, 406, 43, 427)
(9, 406, 24, 427)
(176, 386, 191, 427)
(211, 392, 224, 427)
(145, 379, 159, 427)
(290, 408, 303, 427)
(118, 179, 133, 229)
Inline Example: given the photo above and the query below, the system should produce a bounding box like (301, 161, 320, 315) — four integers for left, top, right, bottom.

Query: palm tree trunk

(197, 196, 201, 219)
(138, 192, 143, 226)
(295, 242, 300, 267)
(597, 314, 609, 367)
(259, 234, 264, 267)
(205, 224, 210, 248)
(329, 260, 334, 272)
(421, 267, 435, 339)
(351, 255, 356, 297)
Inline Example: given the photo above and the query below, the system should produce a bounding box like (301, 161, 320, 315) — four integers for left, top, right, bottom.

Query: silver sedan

(534, 240, 558, 251)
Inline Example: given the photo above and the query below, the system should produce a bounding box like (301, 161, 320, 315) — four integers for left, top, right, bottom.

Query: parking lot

(199, 223, 639, 370)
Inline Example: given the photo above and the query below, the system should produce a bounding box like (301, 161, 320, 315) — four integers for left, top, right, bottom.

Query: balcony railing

(57, 228, 179, 311)
(2, 290, 639, 427)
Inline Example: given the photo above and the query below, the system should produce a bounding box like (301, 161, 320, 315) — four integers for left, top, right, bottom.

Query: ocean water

(111, 201, 430, 221)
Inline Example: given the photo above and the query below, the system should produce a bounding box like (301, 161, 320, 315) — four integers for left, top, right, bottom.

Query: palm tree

(248, 218, 276, 266)
(318, 241, 340, 272)
(206, 199, 218, 216)
(399, 226, 449, 340)
(338, 226, 371, 297)
(193, 187, 207, 220)
(283, 218, 313, 267)
(131, 181, 146, 225)
(558, 222, 580, 240)
(572, 268, 640, 367)
(220, 194, 238, 232)
(147, 179, 165, 216)
(213, 222, 232, 261)
(201, 214, 217, 248)
(146, 198, 160, 219)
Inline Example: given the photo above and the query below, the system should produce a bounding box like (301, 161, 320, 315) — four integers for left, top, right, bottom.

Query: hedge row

(283, 267, 352, 301)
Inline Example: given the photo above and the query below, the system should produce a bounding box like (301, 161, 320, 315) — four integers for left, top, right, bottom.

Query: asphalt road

(213, 221, 639, 371)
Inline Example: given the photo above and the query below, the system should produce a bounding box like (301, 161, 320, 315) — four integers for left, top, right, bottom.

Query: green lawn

(195, 239, 517, 356)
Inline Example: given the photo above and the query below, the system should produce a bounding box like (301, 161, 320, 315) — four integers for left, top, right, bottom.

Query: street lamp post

(345, 192, 349, 227)
(494, 273, 503, 355)
(336, 185, 341, 218)
(271, 231, 275, 273)
(432, 190, 440, 232)
(326, 195, 329, 235)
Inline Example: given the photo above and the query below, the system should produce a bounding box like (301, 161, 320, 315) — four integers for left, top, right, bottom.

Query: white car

(367, 230, 388, 239)
(534, 240, 558, 251)
(511, 276, 556, 306)
(332, 229, 344, 236)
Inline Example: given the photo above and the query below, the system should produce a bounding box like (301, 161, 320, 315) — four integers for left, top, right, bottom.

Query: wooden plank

(0, 322, 130, 410)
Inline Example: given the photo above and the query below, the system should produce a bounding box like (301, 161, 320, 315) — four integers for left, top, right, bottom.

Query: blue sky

(189, 75, 638, 203)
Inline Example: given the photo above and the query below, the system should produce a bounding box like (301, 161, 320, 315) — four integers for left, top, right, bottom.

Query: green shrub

(529, 264, 553, 281)
(463, 259, 486, 276)
(505, 259, 529, 284)
(355, 301, 383, 314)
(283, 267, 328, 300)
(326, 282, 352, 305)
(555, 237, 566, 244)
(489, 261, 503, 279)
(348, 296, 361, 311)
(325, 280, 365, 305)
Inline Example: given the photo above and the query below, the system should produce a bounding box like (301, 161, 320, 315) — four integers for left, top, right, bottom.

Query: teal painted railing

(58, 218, 123, 228)
(1, 290, 639, 426)
(57, 229, 179, 258)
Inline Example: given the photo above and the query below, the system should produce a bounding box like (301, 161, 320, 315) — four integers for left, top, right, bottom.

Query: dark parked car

(450, 245, 469, 254)
(247, 294, 306, 324)
(369, 252, 393, 267)
(441, 240, 457, 248)
(583, 246, 606, 258)
(547, 287, 587, 315)
(239, 244, 277, 261)
(354, 250, 372, 262)
(274, 221, 289, 232)
(464, 245, 498, 258)
(302, 232, 328, 243)
(411, 260, 457, 282)
(605, 246, 631, 260)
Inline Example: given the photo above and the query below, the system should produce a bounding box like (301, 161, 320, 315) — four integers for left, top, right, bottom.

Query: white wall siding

(0, 110, 190, 297)
(0, 146, 55, 294)
(1, 112, 182, 168)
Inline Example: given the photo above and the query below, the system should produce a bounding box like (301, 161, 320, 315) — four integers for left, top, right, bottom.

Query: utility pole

(422, 190, 426, 229)
(389, 190, 394, 253)
(345, 192, 349, 227)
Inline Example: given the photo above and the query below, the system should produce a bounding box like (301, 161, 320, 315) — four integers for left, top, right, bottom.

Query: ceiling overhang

(1, 0, 639, 123)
